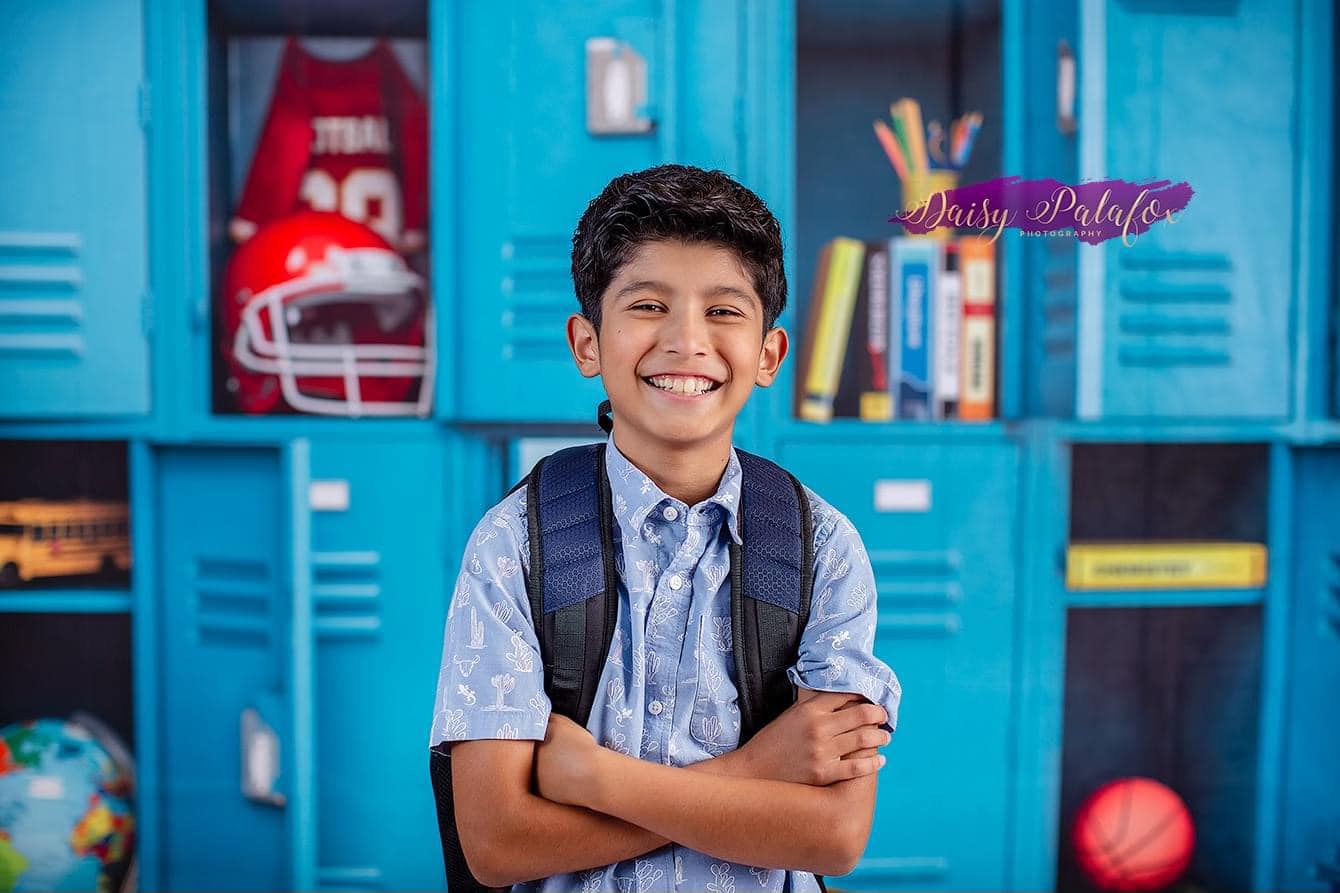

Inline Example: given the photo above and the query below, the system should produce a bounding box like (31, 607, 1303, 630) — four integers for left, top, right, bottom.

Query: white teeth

(648, 375, 716, 395)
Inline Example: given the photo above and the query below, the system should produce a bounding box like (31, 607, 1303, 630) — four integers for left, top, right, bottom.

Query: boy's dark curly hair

(571, 164, 786, 335)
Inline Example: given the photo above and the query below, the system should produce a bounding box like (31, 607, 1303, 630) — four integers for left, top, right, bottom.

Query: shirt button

(668, 574, 684, 590)
(648, 700, 664, 715)
(662, 505, 679, 521)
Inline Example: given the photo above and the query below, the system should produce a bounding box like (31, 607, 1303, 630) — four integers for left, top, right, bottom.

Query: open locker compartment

(203, 0, 432, 420)
(0, 440, 133, 595)
(1055, 605, 1262, 893)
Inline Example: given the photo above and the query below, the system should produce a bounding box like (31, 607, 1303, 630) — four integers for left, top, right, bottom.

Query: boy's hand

(739, 689, 889, 786)
(535, 713, 602, 807)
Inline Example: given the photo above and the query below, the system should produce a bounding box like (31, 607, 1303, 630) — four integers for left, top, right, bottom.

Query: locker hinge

(138, 82, 151, 130)
(141, 289, 154, 339)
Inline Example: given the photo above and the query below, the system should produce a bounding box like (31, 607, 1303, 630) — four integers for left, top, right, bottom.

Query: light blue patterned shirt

(430, 433, 902, 892)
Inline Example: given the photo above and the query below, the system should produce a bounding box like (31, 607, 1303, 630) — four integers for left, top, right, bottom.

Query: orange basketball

(1072, 777, 1195, 892)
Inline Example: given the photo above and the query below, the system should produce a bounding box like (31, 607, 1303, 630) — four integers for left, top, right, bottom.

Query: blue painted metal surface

(1080, 0, 1296, 421)
(306, 437, 449, 890)
(452, 0, 745, 423)
(1007, 423, 1071, 892)
(1253, 442, 1294, 890)
(0, 0, 151, 418)
(153, 444, 303, 889)
(130, 440, 163, 892)
(1004, 0, 1078, 419)
(0, 590, 134, 613)
(1276, 447, 1340, 892)
(1294, 0, 1335, 426)
(454, 0, 671, 422)
(779, 438, 1020, 891)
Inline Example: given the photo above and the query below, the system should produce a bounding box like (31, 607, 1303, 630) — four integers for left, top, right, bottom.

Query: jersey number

(299, 167, 402, 245)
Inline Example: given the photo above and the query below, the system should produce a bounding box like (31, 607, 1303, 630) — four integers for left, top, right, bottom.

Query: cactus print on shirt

(430, 433, 902, 892)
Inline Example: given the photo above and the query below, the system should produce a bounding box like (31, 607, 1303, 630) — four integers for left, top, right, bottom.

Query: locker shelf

(774, 417, 1015, 444)
(0, 589, 133, 614)
(1066, 587, 1265, 609)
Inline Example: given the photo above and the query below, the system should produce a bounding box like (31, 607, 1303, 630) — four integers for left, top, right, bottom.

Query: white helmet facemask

(232, 247, 434, 417)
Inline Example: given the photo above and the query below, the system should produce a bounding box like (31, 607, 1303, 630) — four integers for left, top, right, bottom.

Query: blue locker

(777, 439, 1019, 892)
(154, 444, 312, 890)
(0, 1, 151, 418)
(154, 438, 451, 890)
(1077, 0, 1295, 420)
(453, 0, 742, 422)
(1277, 448, 1340, 891)
(307, 438, 448, 890)
(1008, 0, 1080, 418)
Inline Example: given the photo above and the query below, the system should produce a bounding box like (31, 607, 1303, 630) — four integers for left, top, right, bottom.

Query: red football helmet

(221, 211, 432, 416)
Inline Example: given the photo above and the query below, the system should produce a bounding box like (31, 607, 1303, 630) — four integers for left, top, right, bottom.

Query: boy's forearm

(582, 747, 865, 876)
(487, 748, 756, 885)
(485, 791, 667, 886)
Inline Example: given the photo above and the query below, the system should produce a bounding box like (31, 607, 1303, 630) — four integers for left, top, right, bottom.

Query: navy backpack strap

(526, 442, 620, 725)
(730, 449, 824, 892)
(429, 442, 618, 892)
(730, 449, 815, 743)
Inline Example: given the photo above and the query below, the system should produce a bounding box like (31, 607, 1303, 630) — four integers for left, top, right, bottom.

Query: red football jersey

(231, 39, 428, 252)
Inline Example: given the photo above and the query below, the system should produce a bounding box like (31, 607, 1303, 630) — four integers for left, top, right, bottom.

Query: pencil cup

(902, 170, 959, 241)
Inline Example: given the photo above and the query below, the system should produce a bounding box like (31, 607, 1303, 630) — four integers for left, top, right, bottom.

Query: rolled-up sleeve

(787, 505, 902, 734)
(429, 495, 551, 746)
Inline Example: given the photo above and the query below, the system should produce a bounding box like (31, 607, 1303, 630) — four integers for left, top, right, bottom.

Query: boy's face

(567, 239, 788, 453)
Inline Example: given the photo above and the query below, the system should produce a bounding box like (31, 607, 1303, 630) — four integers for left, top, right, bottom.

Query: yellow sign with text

(1066, 542, 1267, 590)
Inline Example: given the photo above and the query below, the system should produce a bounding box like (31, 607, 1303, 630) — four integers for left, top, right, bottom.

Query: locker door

(453, 0, 742, 422)
(155, 443, 315, 890)
(306, 438, 448, 889)
(1078, 0, 1294, 420)
(0, 1, 151, 417)
(1278, 449, 1340, 890)
(779, 440, 1019, 892)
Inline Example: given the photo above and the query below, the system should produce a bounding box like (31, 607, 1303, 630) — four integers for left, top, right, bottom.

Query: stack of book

(794, 234, 997, 422)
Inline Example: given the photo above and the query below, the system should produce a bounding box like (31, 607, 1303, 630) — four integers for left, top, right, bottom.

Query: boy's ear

(754, 326, 789, 387)
(566, 313, 602, 379)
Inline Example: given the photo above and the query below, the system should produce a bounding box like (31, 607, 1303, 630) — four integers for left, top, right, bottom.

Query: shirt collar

(604, 432, 743, 546)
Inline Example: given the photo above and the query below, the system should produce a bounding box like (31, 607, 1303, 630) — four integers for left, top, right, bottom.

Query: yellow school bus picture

(0, 500, 132, 587)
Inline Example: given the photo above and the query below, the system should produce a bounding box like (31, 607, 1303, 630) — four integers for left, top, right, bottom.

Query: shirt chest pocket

(690, 612, 741, 755)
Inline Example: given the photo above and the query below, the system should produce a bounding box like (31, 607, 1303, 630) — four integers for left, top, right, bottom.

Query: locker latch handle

(241, 703, 286, 807)
(586, 37, 655, 135)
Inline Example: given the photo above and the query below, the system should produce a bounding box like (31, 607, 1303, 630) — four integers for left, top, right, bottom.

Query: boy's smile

(567, 239, 787, 496)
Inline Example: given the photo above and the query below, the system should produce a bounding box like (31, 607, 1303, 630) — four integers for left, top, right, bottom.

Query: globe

(0, 717, 135, 892)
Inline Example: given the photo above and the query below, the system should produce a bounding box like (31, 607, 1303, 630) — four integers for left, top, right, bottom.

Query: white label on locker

(874, 479, 932, 513)
(309, 480, 350, 512)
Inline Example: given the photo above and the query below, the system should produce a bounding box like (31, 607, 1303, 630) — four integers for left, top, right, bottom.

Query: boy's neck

(610, 423, 732, 508)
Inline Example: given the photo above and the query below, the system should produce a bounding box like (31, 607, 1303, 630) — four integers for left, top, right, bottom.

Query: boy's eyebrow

(612, 279, 761, 308)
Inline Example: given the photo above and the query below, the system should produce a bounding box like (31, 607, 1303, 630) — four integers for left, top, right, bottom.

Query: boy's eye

(628, 303, 743, 317)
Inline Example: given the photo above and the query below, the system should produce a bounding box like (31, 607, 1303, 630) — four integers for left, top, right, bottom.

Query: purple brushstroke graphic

(890, 176, 1194, 246)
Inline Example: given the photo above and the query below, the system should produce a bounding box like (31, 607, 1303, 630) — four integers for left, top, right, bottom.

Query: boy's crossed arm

(453, 688, 888, 887)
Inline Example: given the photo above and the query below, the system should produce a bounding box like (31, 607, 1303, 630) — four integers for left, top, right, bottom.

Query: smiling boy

(430, 164, 902, 891)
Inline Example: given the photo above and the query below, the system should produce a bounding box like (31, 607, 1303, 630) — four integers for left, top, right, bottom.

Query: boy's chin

(636, 415, 737, 447)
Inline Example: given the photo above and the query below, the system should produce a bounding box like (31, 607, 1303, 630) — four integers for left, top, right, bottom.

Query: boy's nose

(661, 310, 711, 355)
